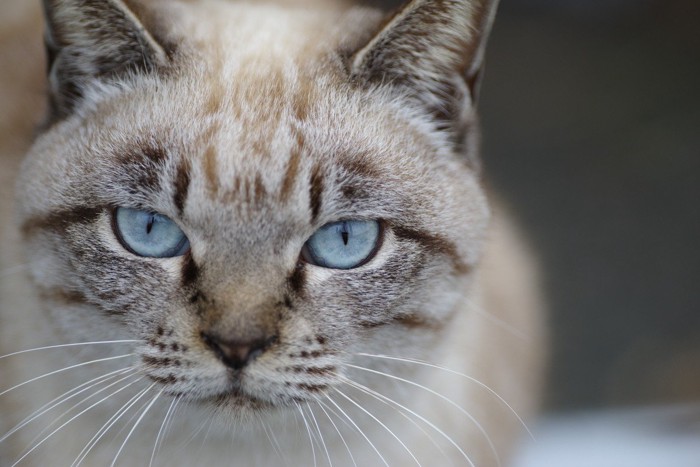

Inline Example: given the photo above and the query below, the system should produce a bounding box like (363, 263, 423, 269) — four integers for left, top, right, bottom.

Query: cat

(0, 0, 545, 465)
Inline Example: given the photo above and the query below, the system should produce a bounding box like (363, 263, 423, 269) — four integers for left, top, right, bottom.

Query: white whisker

(0, 341, 141, 360)
(334, 387, 421, 466)
(0, 366, 135, 444)
(313, 396, 358, 467)
(0, 353, 135, 397)
(72, 381, 151, 467)
(295, 401, 318, 467)
(306, 403, 333, 467)
(260, 418, 287, 466)
(354, 352, 534, 439)
(343, 362, 500, 466)
(342, 378, 475, 467)
(159, 395, 184, 458)
(324, 394, 390, 467)
(110, 386, 161, 467)
(22, 372, 142, 451)
(11, 375, 144, 466)
(149, 395, 180, 467)
(336, 377, 452, 466)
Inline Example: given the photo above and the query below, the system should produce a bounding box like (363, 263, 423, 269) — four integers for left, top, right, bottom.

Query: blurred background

(481, 0, 700, 412)
(377, 0, 700, 415)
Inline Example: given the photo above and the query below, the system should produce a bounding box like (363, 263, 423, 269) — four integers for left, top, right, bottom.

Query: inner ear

(350, 0, 499, 134)
(43, 0, 170, 120)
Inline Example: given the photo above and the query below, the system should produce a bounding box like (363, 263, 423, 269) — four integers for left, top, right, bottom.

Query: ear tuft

(43, 0, 169, 120)
(351, 0, 499, 137)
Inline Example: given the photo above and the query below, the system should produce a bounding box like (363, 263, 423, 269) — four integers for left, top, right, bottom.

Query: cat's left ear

(43, 0, 170, 120)
(350, 0, 499, 135)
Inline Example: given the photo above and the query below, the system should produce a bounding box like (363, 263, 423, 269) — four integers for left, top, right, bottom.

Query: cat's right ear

(42, 0, 169, 120)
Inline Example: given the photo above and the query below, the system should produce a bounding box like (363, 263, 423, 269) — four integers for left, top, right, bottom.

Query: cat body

(0, 0, 544, 465)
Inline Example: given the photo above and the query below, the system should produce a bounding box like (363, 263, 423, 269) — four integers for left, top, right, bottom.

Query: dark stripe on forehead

(118, 145, 167, 191)
(173, 158, 191, 215)
(280, 129, 304, 202)
(393, 226, 469, 274)
(21, 206, 104, 236)
(254, 174, 267, 203)
(309, 164, 324, 223)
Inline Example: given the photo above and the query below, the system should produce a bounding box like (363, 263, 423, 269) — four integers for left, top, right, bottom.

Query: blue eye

(302, 220, 382, 270)
(113, 208, 190, 258)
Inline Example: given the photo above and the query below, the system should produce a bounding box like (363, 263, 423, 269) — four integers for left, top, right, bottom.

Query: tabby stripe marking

(309, 164, 324, 223)
(173, 158, 191, 214)
(287, 265, 306, 297)
(39, 287, 89, 306)
(181, 251, 200, 287)
(280, 129, 304, 202)
(21, 206, 103, 236)
(393, 226, 469, 274)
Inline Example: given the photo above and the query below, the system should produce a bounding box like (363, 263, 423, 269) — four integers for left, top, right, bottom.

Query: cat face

(17, 0, 494, 415)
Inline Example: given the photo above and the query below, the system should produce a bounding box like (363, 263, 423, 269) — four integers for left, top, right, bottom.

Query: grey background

(376, 0, 700, 411)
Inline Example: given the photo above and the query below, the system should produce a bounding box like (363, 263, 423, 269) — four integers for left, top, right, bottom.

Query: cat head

(18, 0, 496, 411)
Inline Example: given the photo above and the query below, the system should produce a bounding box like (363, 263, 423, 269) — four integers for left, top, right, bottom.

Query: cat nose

(201, 332, 277, 370)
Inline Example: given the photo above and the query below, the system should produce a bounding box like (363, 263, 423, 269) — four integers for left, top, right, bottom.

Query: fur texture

(0, 0, 544, 465)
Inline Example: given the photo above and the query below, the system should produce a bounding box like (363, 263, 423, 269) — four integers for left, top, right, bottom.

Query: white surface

(511, 405, 700, 467)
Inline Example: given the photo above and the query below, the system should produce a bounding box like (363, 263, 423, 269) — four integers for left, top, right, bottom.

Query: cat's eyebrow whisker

(72, 381, 152, 467)
(312, 395, 358, 467)
(110, 386, 161, 467)
(340, 377, 475, 467)
(0, 353, 136, 398)
(11, 375, 144, 467)
(305, 403, 333, 467)
(0, 341, 142, 360)
(336, 376, 452, 466)
(342, 361, 499, 467)
(0, 366, 136, 444)
(334, 387, 422, 467)
(149, 394, 181, 467)
(324, 393, 390, 467)
(353, 352, 534, 440)
(295, 401, 318, 467)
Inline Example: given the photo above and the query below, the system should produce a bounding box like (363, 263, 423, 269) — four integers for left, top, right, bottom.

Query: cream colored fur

(0, 1, 545, 465)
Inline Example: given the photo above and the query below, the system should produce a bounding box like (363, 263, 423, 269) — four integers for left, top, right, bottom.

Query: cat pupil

(340, 223, 350, 246)
(146, 215, 155, 234)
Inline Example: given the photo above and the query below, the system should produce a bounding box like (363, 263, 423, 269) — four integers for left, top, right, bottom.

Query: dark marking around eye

(173, 158, 191, 215)
(21, 206, 104, 236)
(287, 265, 306, 296)
(392, 225, 469, 274)
(309, 164, 324, 223)
(181, 252, 200, 287)
(39, 286, 94, 309)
